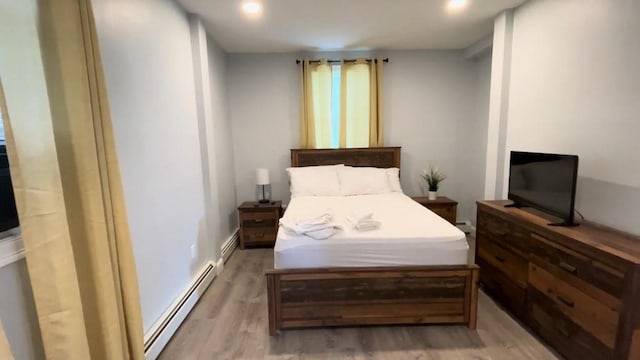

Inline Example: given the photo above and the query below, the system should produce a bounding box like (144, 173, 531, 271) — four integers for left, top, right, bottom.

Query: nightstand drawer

(529, 233, 625, 298)
(529, 261, 619, 349)
(429, 205, 455, 223)
(243, 227, 276, 246)
(242, 217, 277, 228)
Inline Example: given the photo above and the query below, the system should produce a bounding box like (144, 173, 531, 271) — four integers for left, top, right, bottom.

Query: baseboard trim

(144, 261, 217, 360)
(221, 229, 239, 263)
(0, 232, 24, 269)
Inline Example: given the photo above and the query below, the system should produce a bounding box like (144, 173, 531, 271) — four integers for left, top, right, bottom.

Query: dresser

(238, 201, 282, 249)
(412, 196, 457, 224)
(476, 200, 640, 360)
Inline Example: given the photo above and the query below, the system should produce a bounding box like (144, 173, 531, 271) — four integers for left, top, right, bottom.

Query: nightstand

(412, 196, 458, 225)
(238, 201, 282, 249)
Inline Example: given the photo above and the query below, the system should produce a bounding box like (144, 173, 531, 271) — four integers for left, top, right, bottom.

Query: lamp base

(258, 199, 270, 204)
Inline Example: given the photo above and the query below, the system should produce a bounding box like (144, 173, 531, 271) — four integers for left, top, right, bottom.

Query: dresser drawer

(477, 236, 528, 288)
(526, 289, 613, 360)
(528, 261, 619, 349)
(530, 233, 625, 298)
(477, 211, 529, 257)
(478, 258, 526, 316)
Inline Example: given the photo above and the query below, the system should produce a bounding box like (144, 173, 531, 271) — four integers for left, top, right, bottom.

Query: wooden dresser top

(477, 200, 640, 265)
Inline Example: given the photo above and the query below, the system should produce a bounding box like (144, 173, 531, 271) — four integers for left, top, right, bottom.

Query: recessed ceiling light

(241, 1, 262, 15)
(448, 0, 468, 10)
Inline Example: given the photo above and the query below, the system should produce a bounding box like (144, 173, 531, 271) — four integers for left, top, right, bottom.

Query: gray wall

(228, 50, 485, 222)
(457, 52, 492, 224)
(0, 260, 44, 360)
(93, 0, 237, 332)
(495, 0, 640, 235)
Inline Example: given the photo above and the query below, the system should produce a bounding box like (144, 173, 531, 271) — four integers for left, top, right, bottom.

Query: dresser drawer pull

(494, 255, 506, 263)
(556, 295, 575, 308)
(558, 261, 577, 274)
(253, 219, 264, 223)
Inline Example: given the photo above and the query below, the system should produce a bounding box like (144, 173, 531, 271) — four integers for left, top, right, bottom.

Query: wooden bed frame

(266, 147, 479, 335)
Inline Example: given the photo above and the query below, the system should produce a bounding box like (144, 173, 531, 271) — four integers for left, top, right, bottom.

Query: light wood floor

(159, 247, 560, 360)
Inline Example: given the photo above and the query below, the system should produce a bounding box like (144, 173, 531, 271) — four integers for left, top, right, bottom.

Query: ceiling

(177, 0, 527, 53)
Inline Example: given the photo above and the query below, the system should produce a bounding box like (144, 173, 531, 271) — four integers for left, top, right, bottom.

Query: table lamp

(256, 168, 271, 204)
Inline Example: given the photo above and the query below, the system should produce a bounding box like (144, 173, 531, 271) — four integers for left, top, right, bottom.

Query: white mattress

(274, 193, 469, 269)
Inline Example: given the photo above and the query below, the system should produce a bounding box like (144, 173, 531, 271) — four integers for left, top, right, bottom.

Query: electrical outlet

(190, 244, 196, 259)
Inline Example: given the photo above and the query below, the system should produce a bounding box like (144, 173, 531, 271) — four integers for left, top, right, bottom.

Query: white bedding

(274, 193, 469, 269)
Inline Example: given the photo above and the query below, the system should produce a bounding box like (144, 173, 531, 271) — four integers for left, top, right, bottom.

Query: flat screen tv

(0, 143, 19, 232)
(508, 151, 579, 226)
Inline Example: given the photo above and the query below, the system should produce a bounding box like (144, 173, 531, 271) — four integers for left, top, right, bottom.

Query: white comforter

(274, 193, 469, 268)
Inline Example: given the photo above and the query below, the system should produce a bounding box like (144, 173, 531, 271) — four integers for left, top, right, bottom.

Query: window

(300, 58, 384, 149)
(0, 114, 4, 140)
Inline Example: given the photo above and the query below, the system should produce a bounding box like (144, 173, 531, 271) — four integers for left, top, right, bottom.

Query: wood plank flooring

(159, 247, 560, 360)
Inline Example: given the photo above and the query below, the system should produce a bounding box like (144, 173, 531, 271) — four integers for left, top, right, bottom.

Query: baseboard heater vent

(221, 230, 239, 263)
(456, 221, 475, 235)
(144, 262, 216, 359)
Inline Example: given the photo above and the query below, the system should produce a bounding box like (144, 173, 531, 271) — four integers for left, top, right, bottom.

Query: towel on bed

(346, 209, 381, 232)
(279, 210, 342, 240)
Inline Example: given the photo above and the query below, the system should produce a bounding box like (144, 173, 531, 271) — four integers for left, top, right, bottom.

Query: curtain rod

(296, 58, 389, 64)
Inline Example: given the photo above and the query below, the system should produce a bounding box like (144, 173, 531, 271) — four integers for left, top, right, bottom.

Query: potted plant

(421, 166, 446, 200)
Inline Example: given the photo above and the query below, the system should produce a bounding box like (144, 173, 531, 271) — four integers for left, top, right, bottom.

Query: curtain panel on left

(0, 1, 144, 359)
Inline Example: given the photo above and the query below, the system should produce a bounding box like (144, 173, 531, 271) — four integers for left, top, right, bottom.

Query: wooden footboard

(266, 265, 480, 335)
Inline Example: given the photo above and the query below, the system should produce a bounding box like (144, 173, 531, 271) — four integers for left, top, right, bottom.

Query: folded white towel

(353, 219, 381, 232)
(346, 209, 381, 232)
(279, 210, 342, 240)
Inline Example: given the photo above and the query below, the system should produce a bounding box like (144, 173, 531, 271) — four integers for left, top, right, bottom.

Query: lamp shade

(256, 168, 270, 185)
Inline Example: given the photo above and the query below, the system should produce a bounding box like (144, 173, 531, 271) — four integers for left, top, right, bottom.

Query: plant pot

(428, 191, 437, 200)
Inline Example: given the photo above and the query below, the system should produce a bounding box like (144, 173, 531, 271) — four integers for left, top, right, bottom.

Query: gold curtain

(300, 59, 332, 148)
(0, 320, 13, 360)
(369, 58, 384, 146)
(0, 0, 144, 359)
(339, 58, 384, 148)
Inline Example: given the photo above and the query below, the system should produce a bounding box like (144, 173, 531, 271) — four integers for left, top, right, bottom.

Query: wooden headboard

(290, 147, 401, 168)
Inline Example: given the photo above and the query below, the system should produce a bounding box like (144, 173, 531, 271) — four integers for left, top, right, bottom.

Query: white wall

(491, 0, 640, 234)
(457, 52, 492, 224)
(229, 51, 482, 221)
(207, 36, 239, 245)
(93, 0, 236, 333)
(0, 260, 44, 360)
(0, 1, 51, 357)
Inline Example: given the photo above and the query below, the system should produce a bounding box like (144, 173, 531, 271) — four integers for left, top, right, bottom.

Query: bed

(265, 147, 479, 335)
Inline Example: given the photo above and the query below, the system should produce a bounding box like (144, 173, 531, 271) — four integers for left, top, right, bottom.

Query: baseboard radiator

(221, 229, 239, 263)
(144, 262, 216, 360)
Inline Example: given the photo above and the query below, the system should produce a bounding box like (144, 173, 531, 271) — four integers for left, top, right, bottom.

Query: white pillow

(386, 168, 403, 193)
(338, 167, 391, 196)
(286, 165, 343, 197)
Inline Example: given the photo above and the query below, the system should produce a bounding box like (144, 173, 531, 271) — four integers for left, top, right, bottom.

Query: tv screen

(0, 143, 19, 232)
(508, 151, 579, 226)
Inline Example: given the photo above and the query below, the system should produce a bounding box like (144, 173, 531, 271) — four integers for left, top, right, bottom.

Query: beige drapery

(300, 59, 333, 148)
(300, 58, 384, 149)
(0, 0, 144, 359)
(340, 58, 384, 148)
(0, 320, 13, 360)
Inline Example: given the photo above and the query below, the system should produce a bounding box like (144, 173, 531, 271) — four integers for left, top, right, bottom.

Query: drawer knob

(494, 255, 506, 263)
(558, 261, 577, 274)
(556, 295, 575, 308)
(254, 219, 264, 223)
